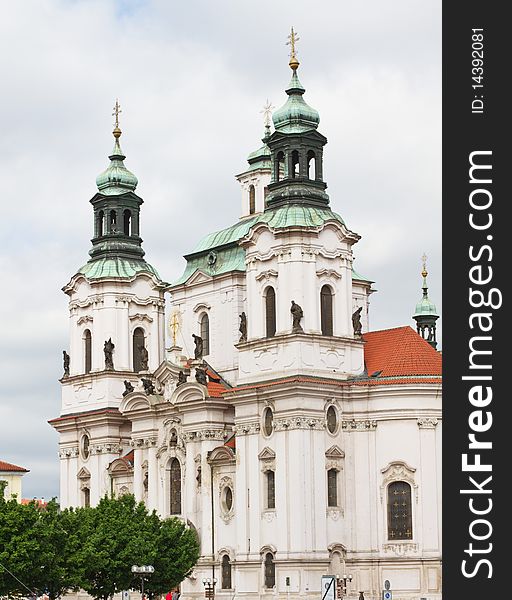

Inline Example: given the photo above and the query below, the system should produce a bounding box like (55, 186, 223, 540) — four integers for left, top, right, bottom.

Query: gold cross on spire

(112, 99, 122, 138)
(260, 99, 275, 130)
(112, 99, 122, 128)
(421, 253, 428, 277)
(169, 311, 181, 347)
(286, 27, 300, 70)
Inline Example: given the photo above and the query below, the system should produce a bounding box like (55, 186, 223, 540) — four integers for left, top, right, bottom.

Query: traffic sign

(321, 576, 336, 600)
(382, 591, 392, 600)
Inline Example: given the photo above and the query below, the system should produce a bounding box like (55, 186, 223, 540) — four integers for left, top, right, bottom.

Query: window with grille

(320, 285, 333, 336)
(84, 329, 92, 374)
(265, 287, 276, 337)
(266, 470, 275, 509)
(327, 469, 338, 507)
(221, 555, 232, 589)
(170, 458, 182, 515)
(200, 313, 210, 356)
(387, 481, 413, 539)
(264, 553, 275, 588)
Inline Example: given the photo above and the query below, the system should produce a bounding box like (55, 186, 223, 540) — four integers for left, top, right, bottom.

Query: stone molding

(234, 422, 261, 435)
(77, 315, 93, 325)
(341, 419, 377, 431)
(130, 437, 157, 448)
(417, 417, 439, 429)
(58, 447, 79, 459)
(380, 461, 418, 503)
(382, 542, 419, 556)
(274, 416, 325, 431)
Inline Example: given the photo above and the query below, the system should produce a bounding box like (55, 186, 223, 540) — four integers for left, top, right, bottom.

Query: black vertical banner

(443, 3, 506, 597)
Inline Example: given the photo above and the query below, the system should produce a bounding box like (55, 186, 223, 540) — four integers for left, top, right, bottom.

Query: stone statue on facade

(195, 366, 208, 386)
(138, 345, 149, 371)
(352, 307, 363, 336)
(192, 334, 203, 359)
(122, 380, 134, 396)
(239, 312, 247, 342)
(176, 370, 188, 387)
(290, 300, 304, 333)
(141, 377, 155, 395)
(62, 351, 70, 377)
(104, 338, 115, 370)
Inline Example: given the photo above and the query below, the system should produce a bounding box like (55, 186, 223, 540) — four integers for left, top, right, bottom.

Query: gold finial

(421, 253, 428, 278)
(260, 99, 275, 130)
(286, 27, 300, 70)
(112, 99, 122, 138)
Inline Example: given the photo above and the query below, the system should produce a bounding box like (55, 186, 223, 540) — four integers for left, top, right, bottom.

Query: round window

(263, 407, 273, 437)
(81, 434, 90, 459)
(326, 406, 337, 434)
(224, 486, 233, 511)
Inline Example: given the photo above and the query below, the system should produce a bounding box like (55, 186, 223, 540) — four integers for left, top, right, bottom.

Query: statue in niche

(169, 429, 178, 447)
(143, 471, 148, 495)
(195, 366, 208, 386)
(141, 377, 155, 395)
(192, 334, 203, 360)
(239, 312, 247, 342)
(138, 345, 149, 371)
(196, 465, 202, 487)
(290, 300, 304, 333)
(176, 371, 188, 387)
(122, 380, 134, 396)
(104, 338, 115, 370)
(62, 351, 70, 377)
(352, 307, 363, 336)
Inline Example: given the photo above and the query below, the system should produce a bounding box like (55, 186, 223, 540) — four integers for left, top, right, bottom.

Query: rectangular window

(327, 469, 338, 507)
(267, 470, 275, 509)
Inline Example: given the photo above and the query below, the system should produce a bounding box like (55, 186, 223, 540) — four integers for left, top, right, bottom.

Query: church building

(50, 36, 442, 600)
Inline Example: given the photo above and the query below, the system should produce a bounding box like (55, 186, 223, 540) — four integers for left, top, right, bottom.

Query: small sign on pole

(382, 580, 392, 600)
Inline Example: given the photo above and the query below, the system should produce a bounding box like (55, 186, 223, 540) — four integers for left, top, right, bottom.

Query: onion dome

(95, 127, 138, 195)
(272, 67, 320, 134)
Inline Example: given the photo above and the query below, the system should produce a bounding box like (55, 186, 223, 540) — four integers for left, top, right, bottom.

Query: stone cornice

(341, 419, 377, 431)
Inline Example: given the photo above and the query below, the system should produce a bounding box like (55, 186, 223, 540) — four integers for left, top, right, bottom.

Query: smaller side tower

(413, 254, 439, 349)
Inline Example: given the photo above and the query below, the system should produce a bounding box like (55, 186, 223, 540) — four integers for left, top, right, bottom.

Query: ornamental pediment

(325, 445, 345, 459)
(258, 447, 276, 460)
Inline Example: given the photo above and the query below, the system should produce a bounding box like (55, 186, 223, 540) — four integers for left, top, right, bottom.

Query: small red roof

(0, 460, 29, 473)
(363, 326, 442, 378)
(21, 498, 48, 507)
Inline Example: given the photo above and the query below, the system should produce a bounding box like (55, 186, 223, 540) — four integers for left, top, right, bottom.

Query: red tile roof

(0, 460, 29, 473)
(362, 326, 442, 378)
(21, 498, 48, 507)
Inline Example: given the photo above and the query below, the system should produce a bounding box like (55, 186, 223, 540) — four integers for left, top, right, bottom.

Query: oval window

(263, 407, 273, 437)
(326, 406, 337, 434)
(224, 487, 233, 511)
(81, 434, 90, 459)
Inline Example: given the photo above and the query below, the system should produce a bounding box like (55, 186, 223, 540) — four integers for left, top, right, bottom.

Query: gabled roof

(361, 326, 442, 383)
(0, 460, 29, 473)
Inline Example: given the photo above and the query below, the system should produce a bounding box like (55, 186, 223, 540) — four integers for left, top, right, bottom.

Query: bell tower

(51, 103, 167, 508)
(413, 254, 439, 349)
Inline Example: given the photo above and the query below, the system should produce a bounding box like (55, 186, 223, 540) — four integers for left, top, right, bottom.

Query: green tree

(141, 513, 200, 598)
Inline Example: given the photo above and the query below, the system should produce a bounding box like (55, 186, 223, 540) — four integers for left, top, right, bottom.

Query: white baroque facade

(51, 52, 441, 600)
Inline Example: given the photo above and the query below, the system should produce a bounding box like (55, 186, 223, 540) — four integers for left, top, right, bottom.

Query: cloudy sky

(0, 0, 441, 500)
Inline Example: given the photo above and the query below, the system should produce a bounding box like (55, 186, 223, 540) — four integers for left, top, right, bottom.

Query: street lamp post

(131, 565, 155, 600)
(202, 578, 217, 600)
(336, 574, 353, 598)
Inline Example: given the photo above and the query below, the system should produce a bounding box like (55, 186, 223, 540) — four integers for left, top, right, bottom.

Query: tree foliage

(0, 492, 199, 600)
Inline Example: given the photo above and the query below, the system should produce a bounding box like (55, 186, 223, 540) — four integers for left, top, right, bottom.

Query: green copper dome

(414, 270, 438, 317)
(272, 71, 320, 134)
(96, 136, 138, 195)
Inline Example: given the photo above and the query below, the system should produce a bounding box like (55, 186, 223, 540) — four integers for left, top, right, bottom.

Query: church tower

(412, 255, 439, 349)
(51, 104, 167, 508)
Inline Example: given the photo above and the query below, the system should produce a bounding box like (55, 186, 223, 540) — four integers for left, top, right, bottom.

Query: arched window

(132, 327, 145, 372)
(264, 553, 275, 588)
(387, 481, 413, 539)
(265, 287, 276, 338)
(97, 210, 104, 237)
(326, 406, 337, 434)
(263, 407, 273, 437)
(200, 313, 210, 356)
(291, 149, 300, 178)
(266, 470, 275, 509)
(170, 458, 182, 515)
(275, 151, 285, 182)
(123, 209, 131, 235)
(221, 555, 232, 589)
(327, 469, 338, 507)
(109, 210, 117, 233)
(84, 329, 92, 374)
(249, 185, 256, 214)
(307, 150, 316, 179)
(320, 285, 334, 336)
